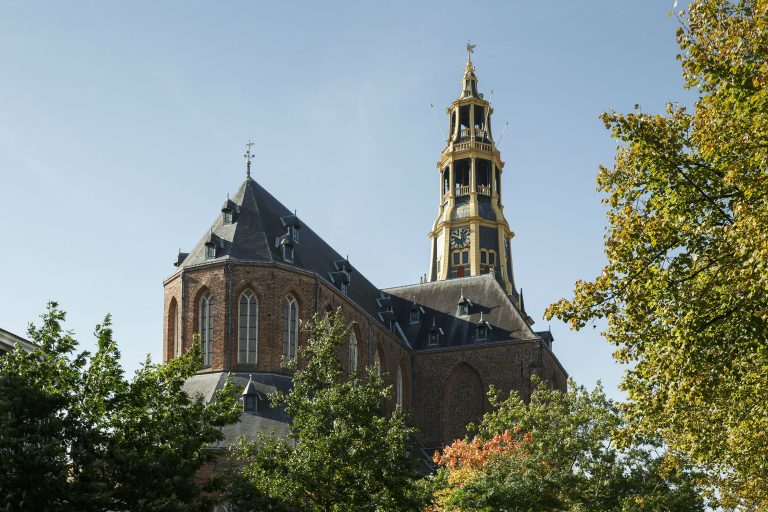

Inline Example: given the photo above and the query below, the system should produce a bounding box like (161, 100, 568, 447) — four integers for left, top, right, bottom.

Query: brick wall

(411, 341, 567, 448)
(163, 261, 412, 409)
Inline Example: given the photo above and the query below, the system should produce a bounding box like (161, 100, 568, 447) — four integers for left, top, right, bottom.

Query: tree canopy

(0, 302, 240, 512)
(426, 380, 707, 512)
(545, 1, 768, 508)
(227, 309, 424, 512)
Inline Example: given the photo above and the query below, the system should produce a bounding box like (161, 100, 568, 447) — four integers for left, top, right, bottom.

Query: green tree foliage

(427, 381, 706, 512)
(0, 302, 241, 512)
(228, 309, 423, 512)
(545, 1, 768, 507)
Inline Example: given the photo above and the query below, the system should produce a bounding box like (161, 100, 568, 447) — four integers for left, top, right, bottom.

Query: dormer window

(428, 331, 438, 345)
(410, 308, 420, 324)
(242, 374, 259, 413)
(221, 198, 238, 225)
(280, 215, 302, 244)
(288, 225, 300, 242)
(276, 233, 295, 263)
(205, 244, 216, 260)
(477, 312, 492, 341)
(458, 303, 469, 316)
(341, 282, 348, 296)
(282, 244, 294, 263)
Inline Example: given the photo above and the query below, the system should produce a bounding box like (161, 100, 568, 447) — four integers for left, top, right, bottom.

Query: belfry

(429, 48, 517, 299)
(163, 47, 567, 452)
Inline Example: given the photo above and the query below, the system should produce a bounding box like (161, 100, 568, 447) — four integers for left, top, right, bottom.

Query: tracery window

(373, 349, 382, 376)
(199, 293, 213, 367)
(348, 331, 358, 373)
(282, 295, 298, 360)
(396, 365, 403, 407)
(238, 290, 258, 364)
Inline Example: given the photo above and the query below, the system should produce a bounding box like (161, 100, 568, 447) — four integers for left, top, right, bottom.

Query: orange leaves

(433, 429, 532, 471)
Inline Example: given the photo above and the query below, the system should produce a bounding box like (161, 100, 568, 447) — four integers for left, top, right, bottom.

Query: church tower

(428, 49, 517, 298)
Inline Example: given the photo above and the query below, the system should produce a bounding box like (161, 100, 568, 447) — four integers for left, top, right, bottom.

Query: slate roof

(183, 372, 292, 446)
(383, 274, 545, 351)
(177, 177, 390, 324)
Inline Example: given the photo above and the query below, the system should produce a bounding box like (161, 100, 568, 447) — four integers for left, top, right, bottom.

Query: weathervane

(244, 140, 254, 178)
(466, 41, 476, 62)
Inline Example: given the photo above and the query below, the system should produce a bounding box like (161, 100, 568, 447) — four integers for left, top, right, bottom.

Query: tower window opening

(442, 167, 450, 198)
(458, 106, 471, 140)
(476, 159, 492, 196)
(454, 159, 471, 196)
(474, 105, 487, 139)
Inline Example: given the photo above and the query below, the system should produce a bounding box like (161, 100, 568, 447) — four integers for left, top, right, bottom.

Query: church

(162, 51, 568, 452)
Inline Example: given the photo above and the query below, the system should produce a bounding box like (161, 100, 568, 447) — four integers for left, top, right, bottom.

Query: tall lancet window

(238, 290, 258, 364)
(199, 293, 213, 367)
(396, 365, 403, 407)
(348, 331, 358, 373)
(282, 295, 298, 360)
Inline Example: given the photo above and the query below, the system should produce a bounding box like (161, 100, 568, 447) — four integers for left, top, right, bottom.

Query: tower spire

(427, 49, 518, 297)
(244, 140, 255, 178)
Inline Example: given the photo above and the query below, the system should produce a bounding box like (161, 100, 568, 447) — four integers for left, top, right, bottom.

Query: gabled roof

(383, 274, 541, 351)
(177, 177, 387, 320)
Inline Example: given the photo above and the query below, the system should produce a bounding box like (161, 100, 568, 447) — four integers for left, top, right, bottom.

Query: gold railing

(477, 185, 491, 196)
(445, 140, 494, 154)
(456, 185, 471, 196)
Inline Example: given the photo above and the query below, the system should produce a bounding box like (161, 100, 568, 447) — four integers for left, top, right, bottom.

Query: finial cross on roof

(244, 140, 255, 178)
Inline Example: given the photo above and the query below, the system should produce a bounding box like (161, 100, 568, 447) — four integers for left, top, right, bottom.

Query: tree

(0, 302, 241, 512)
(227, 309, 423, 512)
(427, 380, 707, 512)
(545, 1, 768, 507)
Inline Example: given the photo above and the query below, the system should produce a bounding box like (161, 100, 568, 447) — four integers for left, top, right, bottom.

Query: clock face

(450, 227, 470, 249)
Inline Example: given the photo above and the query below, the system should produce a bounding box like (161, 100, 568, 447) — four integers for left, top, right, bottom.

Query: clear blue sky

(0, 0, 690, 399)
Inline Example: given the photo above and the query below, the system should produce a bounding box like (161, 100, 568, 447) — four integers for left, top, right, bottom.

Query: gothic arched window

(396, 364, 403, 407)
(199, 293, 213, 367)
(282, 295, 298, 360)
(373, 349, 382, 376)
(238, 290, 258, 364)
(348, 331, 358, 373)
(168, 299, 180, 358)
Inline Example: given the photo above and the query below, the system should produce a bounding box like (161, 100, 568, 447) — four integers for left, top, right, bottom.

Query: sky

(0, 0, 692, 400)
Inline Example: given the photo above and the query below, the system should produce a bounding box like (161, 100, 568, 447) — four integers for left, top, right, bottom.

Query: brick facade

(164, 260, 564, 448)
(163, 261, 413, 410)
